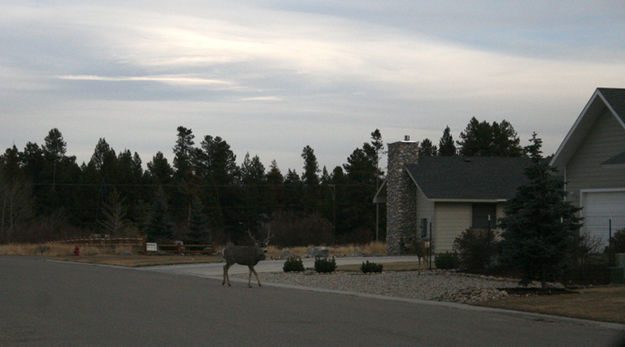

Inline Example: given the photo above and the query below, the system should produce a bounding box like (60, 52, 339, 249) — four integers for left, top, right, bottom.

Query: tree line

(0, 117, 529, 245)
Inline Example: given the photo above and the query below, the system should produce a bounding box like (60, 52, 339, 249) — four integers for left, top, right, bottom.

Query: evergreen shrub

(453, 228, 497, 273)
(435, 252, 459, 269)
(314, 256, 337, 273)
(283, 256, 305, 272)
(360, 260, 383, 273)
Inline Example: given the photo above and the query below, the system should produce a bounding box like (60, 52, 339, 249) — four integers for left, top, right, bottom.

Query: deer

(222, 228, 272, 288)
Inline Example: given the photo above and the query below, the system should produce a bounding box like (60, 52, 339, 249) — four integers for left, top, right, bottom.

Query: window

(472, 203, 496, 229)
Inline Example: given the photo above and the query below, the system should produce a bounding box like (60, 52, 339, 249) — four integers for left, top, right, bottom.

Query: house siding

(566, 109, 625, 206)
(431, 202, 507, 253)
(433, 203, 472, 252)
(416, 185, 434, 232)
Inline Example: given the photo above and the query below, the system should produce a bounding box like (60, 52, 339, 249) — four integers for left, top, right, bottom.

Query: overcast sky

(2, 1, 624, 172)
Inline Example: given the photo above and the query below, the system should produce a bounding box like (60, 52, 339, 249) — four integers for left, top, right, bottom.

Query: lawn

(478, 286, 625, 324)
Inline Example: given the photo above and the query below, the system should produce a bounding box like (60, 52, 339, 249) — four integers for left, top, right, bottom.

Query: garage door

(582, 191, 625, 249)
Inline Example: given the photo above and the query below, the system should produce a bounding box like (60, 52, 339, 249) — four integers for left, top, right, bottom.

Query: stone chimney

(386, 138, 419, 255)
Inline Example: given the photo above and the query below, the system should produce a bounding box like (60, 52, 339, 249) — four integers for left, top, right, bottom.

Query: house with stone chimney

(374, 138, 532, 255)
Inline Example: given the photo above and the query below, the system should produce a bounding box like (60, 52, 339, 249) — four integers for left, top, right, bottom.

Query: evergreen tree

(438, 126, 456, 156)
(342, 147, 377, 242)
(173, 126, 195, 180)
(499, 135, 582, 286)
(491, 120, 523, 156)
(146, 186, 173, 242)
(457, 117, 492, 156)
(43, 128, 66, 160)
(187, 195, 210, 243)
(457, 118, 523, 157)
(301, 145, 320, 187)
(266, 160, 284, 213)
(147, 152, 174, 186)
(283, 169, 303, 211)
(418, 138, 437, 157)
(266, 160, 283, 185)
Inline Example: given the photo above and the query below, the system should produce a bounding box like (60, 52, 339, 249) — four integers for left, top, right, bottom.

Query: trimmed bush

(360, 260, 383, 273)
(435, 252, 459, 269)
(283, 256, 305, 272)
(314, 256, 337, 273)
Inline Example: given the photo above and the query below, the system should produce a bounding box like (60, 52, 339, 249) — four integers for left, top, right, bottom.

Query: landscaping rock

(280, 250, 291, 259)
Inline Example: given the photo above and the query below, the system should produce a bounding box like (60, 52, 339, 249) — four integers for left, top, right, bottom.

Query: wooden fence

(61, 237, 146, 249)
(61, 237, 215, 255)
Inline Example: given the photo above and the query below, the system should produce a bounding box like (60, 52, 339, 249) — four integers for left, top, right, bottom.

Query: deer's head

(247, 228, 272, 260)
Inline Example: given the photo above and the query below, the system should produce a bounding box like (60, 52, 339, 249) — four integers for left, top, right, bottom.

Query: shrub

(435, 252, 459, 269)
(360, 260, 383, 273)
(283, 256, 305, 272)
(314, 256, 337, 273)
(453, 228, 497, 273)
(608, 229, 625, 254)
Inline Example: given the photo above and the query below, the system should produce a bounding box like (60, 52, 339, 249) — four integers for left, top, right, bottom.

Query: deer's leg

(250, 266, 261, 287)
(223, 263, 232, 287)
(248, 267, 253, 288)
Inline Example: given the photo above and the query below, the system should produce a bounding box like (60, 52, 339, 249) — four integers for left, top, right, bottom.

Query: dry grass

(479, 286, 625, 324)
(266, 241, 387, 260)
(0, 242, 134, 257)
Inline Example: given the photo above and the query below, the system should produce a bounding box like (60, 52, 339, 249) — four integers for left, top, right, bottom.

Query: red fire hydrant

(74, 245, 80, 256)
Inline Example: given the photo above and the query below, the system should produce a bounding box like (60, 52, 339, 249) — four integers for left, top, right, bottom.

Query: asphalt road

(1, 257, 623, 346)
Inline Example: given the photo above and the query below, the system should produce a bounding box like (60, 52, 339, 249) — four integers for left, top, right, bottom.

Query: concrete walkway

(140, 255, 422, 277)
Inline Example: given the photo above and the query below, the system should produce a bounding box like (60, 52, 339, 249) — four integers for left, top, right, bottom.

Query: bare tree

(98, 190, 126, 237)
(222, 229, 272, 288)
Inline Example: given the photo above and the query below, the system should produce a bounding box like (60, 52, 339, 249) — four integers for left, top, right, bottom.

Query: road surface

(1, 256, 623, 346)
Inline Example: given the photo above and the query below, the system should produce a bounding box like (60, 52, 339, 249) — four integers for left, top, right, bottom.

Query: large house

(550, 88, 625, 247)
(374, 139, 531, 255)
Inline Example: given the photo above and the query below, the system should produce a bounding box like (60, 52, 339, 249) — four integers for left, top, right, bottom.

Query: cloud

(1, 1, 625, 171)
(56, 74, 235, 87)
(239, 96, 283, 102)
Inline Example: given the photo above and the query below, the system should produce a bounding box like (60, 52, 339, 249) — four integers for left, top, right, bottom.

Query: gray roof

(598, 88, 625, 125)
(602, 151, 625, 165)
(406, 156, 532, 200)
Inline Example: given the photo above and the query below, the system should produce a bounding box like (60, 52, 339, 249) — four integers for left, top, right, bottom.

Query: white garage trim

(579, 188, 625, 207)
(579, 188, 625, 248)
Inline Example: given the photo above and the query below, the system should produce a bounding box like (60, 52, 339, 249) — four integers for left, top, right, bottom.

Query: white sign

(146, 242, 158, 252)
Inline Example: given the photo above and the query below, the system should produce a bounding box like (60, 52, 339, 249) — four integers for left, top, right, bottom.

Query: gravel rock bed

(235, 271, 532, 303)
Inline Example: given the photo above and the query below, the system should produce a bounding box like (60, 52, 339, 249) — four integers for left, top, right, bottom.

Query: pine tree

(301, 145, 320, 187)
(173, 126, 195, 180)
(438, 126, 456, 156)
(491, 120, 523, 156)
(146, 186, 174, 242)
(499, 134, 582, 287)
(418, 138, 437, 157)
(457, 117, 492, 156)
(187, 196, 210, 243)
(147, 152, 174, 185)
